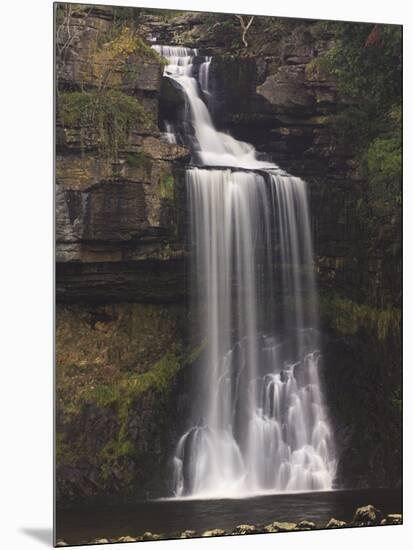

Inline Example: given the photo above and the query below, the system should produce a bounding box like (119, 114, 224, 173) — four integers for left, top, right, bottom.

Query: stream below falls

(56, 488, 402, 543)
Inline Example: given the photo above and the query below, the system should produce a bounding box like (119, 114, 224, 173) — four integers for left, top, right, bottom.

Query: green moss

(56, 431, 80, 466)
(368, 135, 400, 178)
(126, 151, 152, 172)
(320, 293, 400, 342)
(58, 90, 152, 158)
(96, 24, 162, 62)
(159, 174, 175, 200)
(93, 352, 181, 481)
(324, 23, 401, 105)
(305, 57, 330, 81)
(57, 350, 182, 480)
(138, 37, 165, 63)
(56, 328, 212, 487)
(99, 439, 135, 480)
(311, 22, 401, 231)
(308, 115, 330, 125)
(185, 338, 207, 365)
(56, 303, 189, 487)
(81, 352, 181, 410)
(366, 106, 401, 210)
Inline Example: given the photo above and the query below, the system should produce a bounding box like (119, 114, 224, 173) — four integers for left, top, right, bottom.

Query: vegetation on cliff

(55, 303, 186, 498)
(58, 90, 151, 158)
(320, 293, 401, 343)
(325, 23, 401, 217)
(56, 14, 161, 158)
(55, 301, 207, 500)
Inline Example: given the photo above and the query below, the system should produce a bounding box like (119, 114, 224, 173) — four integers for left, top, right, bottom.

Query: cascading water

(153, 45, 336, 498)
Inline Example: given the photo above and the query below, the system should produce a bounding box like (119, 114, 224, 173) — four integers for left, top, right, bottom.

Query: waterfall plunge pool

(56, 488, 401, 544)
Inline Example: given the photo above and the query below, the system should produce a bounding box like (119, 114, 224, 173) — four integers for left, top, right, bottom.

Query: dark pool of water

(56, 488, 402, 545)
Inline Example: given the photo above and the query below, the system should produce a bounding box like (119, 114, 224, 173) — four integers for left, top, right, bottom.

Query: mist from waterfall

(153, 45, 336, 499)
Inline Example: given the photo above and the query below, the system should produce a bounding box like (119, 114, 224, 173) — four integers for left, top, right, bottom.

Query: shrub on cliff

(324, 22, 401, 217)
(58, 90, 152, 158)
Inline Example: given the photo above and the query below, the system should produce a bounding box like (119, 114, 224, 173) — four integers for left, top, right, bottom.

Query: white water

(153, 45, 336, 499)
(153, 45, 274, 169)
(162, 120, 177, 144)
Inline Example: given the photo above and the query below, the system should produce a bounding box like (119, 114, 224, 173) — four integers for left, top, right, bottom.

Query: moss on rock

(58, 90, 153, 158)
(159, 174, 174, 200)
(55, 302, 190, 501)
(320, 292, 400, 342)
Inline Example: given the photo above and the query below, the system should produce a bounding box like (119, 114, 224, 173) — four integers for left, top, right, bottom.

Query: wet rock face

(131, 60, 163, 92)
(56, 258, 186, 304)
(205, 27, 340, 179)
(209, 56, 258, 115)
(81, 182, 149, 241)
(322, 332, 401, 490)
(257, 71, 315, 109)
(56, 160, 187, 302)
(208, 53, 342, 182)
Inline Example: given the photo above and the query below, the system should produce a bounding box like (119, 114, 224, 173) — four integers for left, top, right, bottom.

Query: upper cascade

(153, 44, 277, 170)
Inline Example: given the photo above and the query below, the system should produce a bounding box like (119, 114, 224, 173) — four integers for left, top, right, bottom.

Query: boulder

(56, 542, 69, 548)
(201, 529, 226, 537)
(297, 520, 316, 530)
(326, 518, 347, 529)
(117, 535, 138, 542)
(180, 530, 197, 538)
(264, 521, 297, 533)
(381, 514, 402, 526)
(142, 532, 162, 540)
(352, 505, 383, 526)
(257, 73, 313, 109)
(233, 524, 258, 535)
(90, 538, 110, 544)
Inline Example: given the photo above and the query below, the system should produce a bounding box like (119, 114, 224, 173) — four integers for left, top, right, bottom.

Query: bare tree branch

(56, 6, 93, 64)
(236, 15, 255, 48)
(56, 6, 94, 91)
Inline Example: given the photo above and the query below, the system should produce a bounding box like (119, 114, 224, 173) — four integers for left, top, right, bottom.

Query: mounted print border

(54, 2, 402, 546)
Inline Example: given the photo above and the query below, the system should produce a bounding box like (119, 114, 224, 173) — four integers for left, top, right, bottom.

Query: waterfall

(153, 45, 336, 498)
